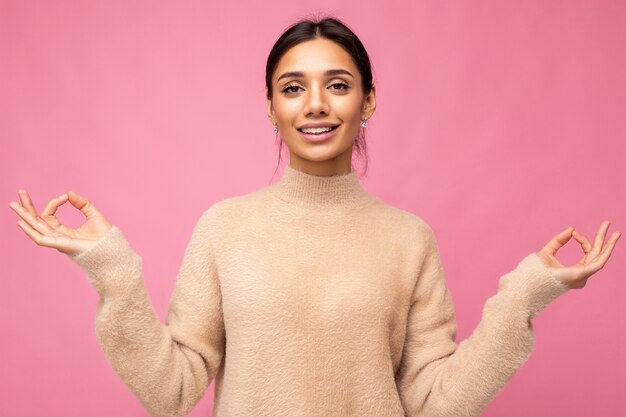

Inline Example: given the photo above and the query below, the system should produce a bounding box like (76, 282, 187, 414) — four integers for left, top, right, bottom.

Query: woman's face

(267, 37, 376, 175)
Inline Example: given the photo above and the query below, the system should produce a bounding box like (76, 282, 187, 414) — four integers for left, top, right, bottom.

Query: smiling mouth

(297, 125, 339, 134)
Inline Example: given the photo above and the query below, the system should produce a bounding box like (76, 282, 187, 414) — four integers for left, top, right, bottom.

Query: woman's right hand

(8, 190, 113, 257)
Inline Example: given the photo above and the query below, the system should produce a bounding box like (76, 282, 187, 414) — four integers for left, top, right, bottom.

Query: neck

(288, 154, 353, 177)
(268, 164, 376, 207)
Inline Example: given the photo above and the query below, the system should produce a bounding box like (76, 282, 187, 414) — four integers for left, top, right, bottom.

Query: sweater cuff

(68, 226, 142, 298)
(498, 252, 569, 319)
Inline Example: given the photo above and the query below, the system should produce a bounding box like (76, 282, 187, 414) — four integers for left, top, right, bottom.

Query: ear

(267, 92, 275, 124)
(361, 84, 376, 119)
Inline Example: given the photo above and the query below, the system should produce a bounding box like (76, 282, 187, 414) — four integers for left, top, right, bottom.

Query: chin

(300, 143, 354, 162)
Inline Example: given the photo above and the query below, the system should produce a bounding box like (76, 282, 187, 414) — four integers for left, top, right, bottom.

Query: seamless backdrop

(2, 1, 625, 416)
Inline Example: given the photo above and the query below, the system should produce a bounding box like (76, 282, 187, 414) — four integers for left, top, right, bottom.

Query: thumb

(66, 191, 103, 219)
(542, 226, 575, 256)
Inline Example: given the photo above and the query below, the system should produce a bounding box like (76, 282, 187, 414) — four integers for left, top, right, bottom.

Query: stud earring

(361, 116, 368, 128)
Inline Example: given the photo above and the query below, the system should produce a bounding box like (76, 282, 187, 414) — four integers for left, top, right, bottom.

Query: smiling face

(267, 37, 376, 175)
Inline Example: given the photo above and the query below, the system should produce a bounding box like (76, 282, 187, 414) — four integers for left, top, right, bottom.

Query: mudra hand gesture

(8, 190, 112, 257)
(536, 222, 620, 290)
(8, 190, 620, 290)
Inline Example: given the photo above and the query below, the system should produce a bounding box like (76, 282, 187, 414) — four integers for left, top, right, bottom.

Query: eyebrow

(276, 69, 354, 82)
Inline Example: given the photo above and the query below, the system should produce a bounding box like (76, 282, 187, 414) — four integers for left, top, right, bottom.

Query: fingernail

(58, 193, 68, 200)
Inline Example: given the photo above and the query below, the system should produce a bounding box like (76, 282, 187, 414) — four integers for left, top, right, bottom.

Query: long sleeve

(68, 210, 226, 417)
(395, 224, 570, 417)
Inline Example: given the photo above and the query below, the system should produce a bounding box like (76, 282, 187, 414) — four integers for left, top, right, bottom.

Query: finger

(17, 189, 40, 218)
(9, 200, 55, 235)
(67, 191, 104, 220)
(598, 231, 621, 261)
(572, 229, 592, 252)
(16, 219, 48, 246)
(572, 229, 593, 264)
(581, 232, 621, 278)
(589, 220, 611, 259)
(582, 230, 620, 275)
(17, 220, 77, 253)
(41, 193, 69, 217)
(542, 226, 575, 256)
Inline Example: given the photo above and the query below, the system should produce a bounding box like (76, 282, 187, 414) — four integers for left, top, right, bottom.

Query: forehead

(273, 37, 359, 82)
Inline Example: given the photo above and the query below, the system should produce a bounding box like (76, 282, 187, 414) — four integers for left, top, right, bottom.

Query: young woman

(8, 16, 620, 417)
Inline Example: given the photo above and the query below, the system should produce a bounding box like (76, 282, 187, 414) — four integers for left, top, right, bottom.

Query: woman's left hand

(537, 220, 621, 290)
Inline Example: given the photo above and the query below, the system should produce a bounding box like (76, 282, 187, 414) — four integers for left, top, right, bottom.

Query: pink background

(2, 1, 625, 416)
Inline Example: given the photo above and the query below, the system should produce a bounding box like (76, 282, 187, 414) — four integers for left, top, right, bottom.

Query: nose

(304, 83, 329, 116)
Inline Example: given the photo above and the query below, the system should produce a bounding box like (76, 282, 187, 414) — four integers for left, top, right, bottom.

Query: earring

(273, 123, 278, 133)
(361, 116, 368, 128)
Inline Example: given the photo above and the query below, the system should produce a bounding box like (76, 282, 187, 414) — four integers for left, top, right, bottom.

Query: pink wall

(2, 1, 624, 416)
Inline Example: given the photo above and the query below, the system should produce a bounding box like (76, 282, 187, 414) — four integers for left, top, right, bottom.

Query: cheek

(332, 97, 362, 122)
(274, 99, 301, 122)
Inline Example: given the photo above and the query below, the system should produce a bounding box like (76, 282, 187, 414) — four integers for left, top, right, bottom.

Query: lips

(297, 125, 339, 133)
(296, 122, 340, 130)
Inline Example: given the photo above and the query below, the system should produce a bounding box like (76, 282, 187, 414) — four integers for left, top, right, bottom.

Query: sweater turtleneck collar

(268, 164, 377, 208)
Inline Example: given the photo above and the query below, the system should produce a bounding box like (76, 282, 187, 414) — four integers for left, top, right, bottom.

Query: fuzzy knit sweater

(69, 164, 569, 417)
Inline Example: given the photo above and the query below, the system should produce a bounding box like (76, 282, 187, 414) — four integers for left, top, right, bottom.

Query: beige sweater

(69, 165, 569, 417)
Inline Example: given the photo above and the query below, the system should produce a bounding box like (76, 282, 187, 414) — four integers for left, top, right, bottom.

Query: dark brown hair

(265, 15, 375, 177)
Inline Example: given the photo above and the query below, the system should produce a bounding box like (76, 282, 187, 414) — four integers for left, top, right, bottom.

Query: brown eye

(282, 85, 301, 94)
(330, 82, 349, 91)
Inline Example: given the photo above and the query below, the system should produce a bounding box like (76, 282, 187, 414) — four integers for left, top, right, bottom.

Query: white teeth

(301, 126, 334, 134)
